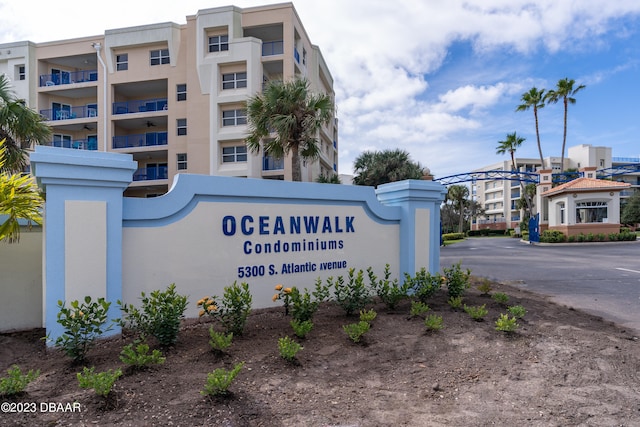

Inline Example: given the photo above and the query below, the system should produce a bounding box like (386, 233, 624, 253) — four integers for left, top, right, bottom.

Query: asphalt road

(440, 237, 640, 334)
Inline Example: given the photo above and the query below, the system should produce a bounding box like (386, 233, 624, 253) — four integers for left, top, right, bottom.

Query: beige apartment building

(471, 144, 640, 230)
(0, 3, 338, 197)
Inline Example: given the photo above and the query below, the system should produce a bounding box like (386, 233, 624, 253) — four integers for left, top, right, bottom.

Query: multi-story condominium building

(0, 3, 339, 197)
(471, 144, 639, 230)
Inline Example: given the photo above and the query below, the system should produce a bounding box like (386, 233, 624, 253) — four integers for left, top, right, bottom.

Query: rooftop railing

(112, 132, 168, 149)
(113, 98, 168, 115)
(39, 70, 97, 87)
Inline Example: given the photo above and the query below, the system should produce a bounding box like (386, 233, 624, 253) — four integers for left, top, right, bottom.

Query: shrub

(477, 278, 493, 295)
(368, 265, 408, 310)
(199, 282, 252, 336)
(77, 367, 122, 397)
(539, 230, 566, 243)
(332, 269, 371, 316)
(343, 321, 370, 343)
(54, 296, 113, 362)
(463, 304, 488, 321)
(0, 365, 40, 396)
(119, 341, 165, 369)
(507, 305, 527, 319)
(443, 262, 471, 298)
(290, 319, 313, 339)
(410, 301, 430, 318)
(424, 314, 444, 332)
(208, 328, 233, 353)
(495, 314, 519, 332)
(492, 292, 509, 305)
(278, 336, 303, 362)
(442, 232, 465, 241)
(201, 362, 244, 397)
(359, 309, 377, 323)
(448, 296, 463, 310)
(405, 268, 442, 303)
(119, 284, 188, 346)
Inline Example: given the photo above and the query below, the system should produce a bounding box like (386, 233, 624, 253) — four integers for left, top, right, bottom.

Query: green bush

(77, 367, 122, 397)
(343, 321, 370, 343)
(53, 296, 113, 362)
(539, 230, 566, 243)
(208, 328, 233, 353)
(492, 292, 509, 305)
(201, 362, 244, 396)
(332, 268, 371, 316)
(442, 232, 465, 241)
(409, 301, 430, 318)
(463, 304, 488, 321)
(0, 365, 40, 396)
(119, 283, 189, 346)
(278, 336, 303, 361)
(495, 314, 519, 332)
(290, 319, 313, 339)
(424, 314, 444, 332)
(119, 341, 165, 369)
(368, 265, 408, 310)
(198, 282, 253, 336)
(443, 262, 471, 298)
(405, 268, 442, 303)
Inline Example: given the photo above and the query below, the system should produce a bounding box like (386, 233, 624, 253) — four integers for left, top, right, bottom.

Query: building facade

(0, 3, 339, 197)
(471, 144, 640, 230)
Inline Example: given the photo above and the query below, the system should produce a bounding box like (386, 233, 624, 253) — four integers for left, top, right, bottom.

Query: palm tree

(246, 78, 334, 182)
(0, 139, 43, 243)
(496, 132, 532, 216)
(447, 184, 470, 233)
(545, 78, 585, 173)
(352, 148, 424, 188)
(516, 87, 546, 168)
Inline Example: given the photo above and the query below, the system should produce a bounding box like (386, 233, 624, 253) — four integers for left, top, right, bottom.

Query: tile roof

(541, 177, 631, 197)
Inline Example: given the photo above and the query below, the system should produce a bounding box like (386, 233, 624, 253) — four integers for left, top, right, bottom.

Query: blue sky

(1, 0, 640, 177)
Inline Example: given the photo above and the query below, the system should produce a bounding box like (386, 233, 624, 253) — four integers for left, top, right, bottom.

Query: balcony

(262, 40, 284, 56)
(113, 98, 168, 115)
(133, 165, 168, 181)
(40, 106, 98, 121)
(263, 156, 284, 171)
(39, 70, 97, 87)
(112, 132, 168, 149)
(44, 138, 97, 150)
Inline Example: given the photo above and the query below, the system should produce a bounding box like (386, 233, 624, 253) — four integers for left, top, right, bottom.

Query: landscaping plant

(368, 264, 408, 310)
(463, 304, 488, 321)
(492, 292, 509, 305)
(405, 268, 442, 303)
(278, 336, 303, 362)
(290, 319, 313, 339)
(410, 301, 430, 318)
(199, 281, 252, 335)
(424, 314, 444, 332)
(477, 278, 493, 295)
(332, 268, 372, 316)
(77, 367, 122, 398)
(343, 321, 371, 343)
(54, 296, 113, 362)
(507, 305, 527, 319)
(0, 365, 40, 397)
(443, 262, 471, 298)
(495, 313, 519, 332)
(208, 328, 234, 353)
(119, 340, 165, 369)
(201, 362, 244, 397)
(448, 296, 463, 310)
(359, 308, 377, 323)
(119, 283, 188, 346)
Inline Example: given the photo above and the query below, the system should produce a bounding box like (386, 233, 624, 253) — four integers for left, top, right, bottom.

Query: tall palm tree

(0, 74, 51, 173)
(496, 132, 533, 216)
(352, 148, 424, 188)
(545, 78, 585, 173)
(516, 87, 546, 168)
(246, 78, 334, 182)
(447, 184, 470, 233)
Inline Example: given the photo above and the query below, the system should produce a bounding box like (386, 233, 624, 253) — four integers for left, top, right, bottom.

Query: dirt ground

(1, 280, 639, 427)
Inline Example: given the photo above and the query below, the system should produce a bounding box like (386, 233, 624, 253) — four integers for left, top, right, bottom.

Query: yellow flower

(272, 294, 279, 302)
(283, 287, 292, 294)
(78, 311, 84, 317)
(197, 298, 206, 306)
(208, 305, 218, 312)
(275, 284, 283, 291)
(198, 309, 205, 317)
(206, 299, 215, 306)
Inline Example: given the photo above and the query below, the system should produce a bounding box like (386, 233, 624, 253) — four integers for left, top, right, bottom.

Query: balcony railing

(133, 166, 168, 181)
(112, 132, 168, 149)
(262, 40, 284, 56)
(40, 106, 98, 121)
(294, 47, 300, 63)
(43, 138, 97, 150)
(613, 157, 640, 163)
(263, 156, 284, 171)
(113, 98, 168, 115)
(39, 70, 97, 87)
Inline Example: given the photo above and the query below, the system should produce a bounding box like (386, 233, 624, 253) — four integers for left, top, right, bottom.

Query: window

(150, 49, 170, 66)
(116, 54, 128, 71)
(17, 65, 26, 80)
(209, 35, 229, 52)
(302, 48, 307, 66)
(52, 134, 72, 148)
(222, 145, 247, 163)
(222, 72, 247, 90)
(177, 84, 187, 101)
(177, 153, 187, 170)
(559, 202, 565, 224)
(575, 201, 608, 223)
(177, 118, 187, 136)
(222, 109, 247, 126)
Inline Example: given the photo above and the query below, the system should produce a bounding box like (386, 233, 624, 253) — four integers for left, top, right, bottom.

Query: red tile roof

(541, 177, 630, 197)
